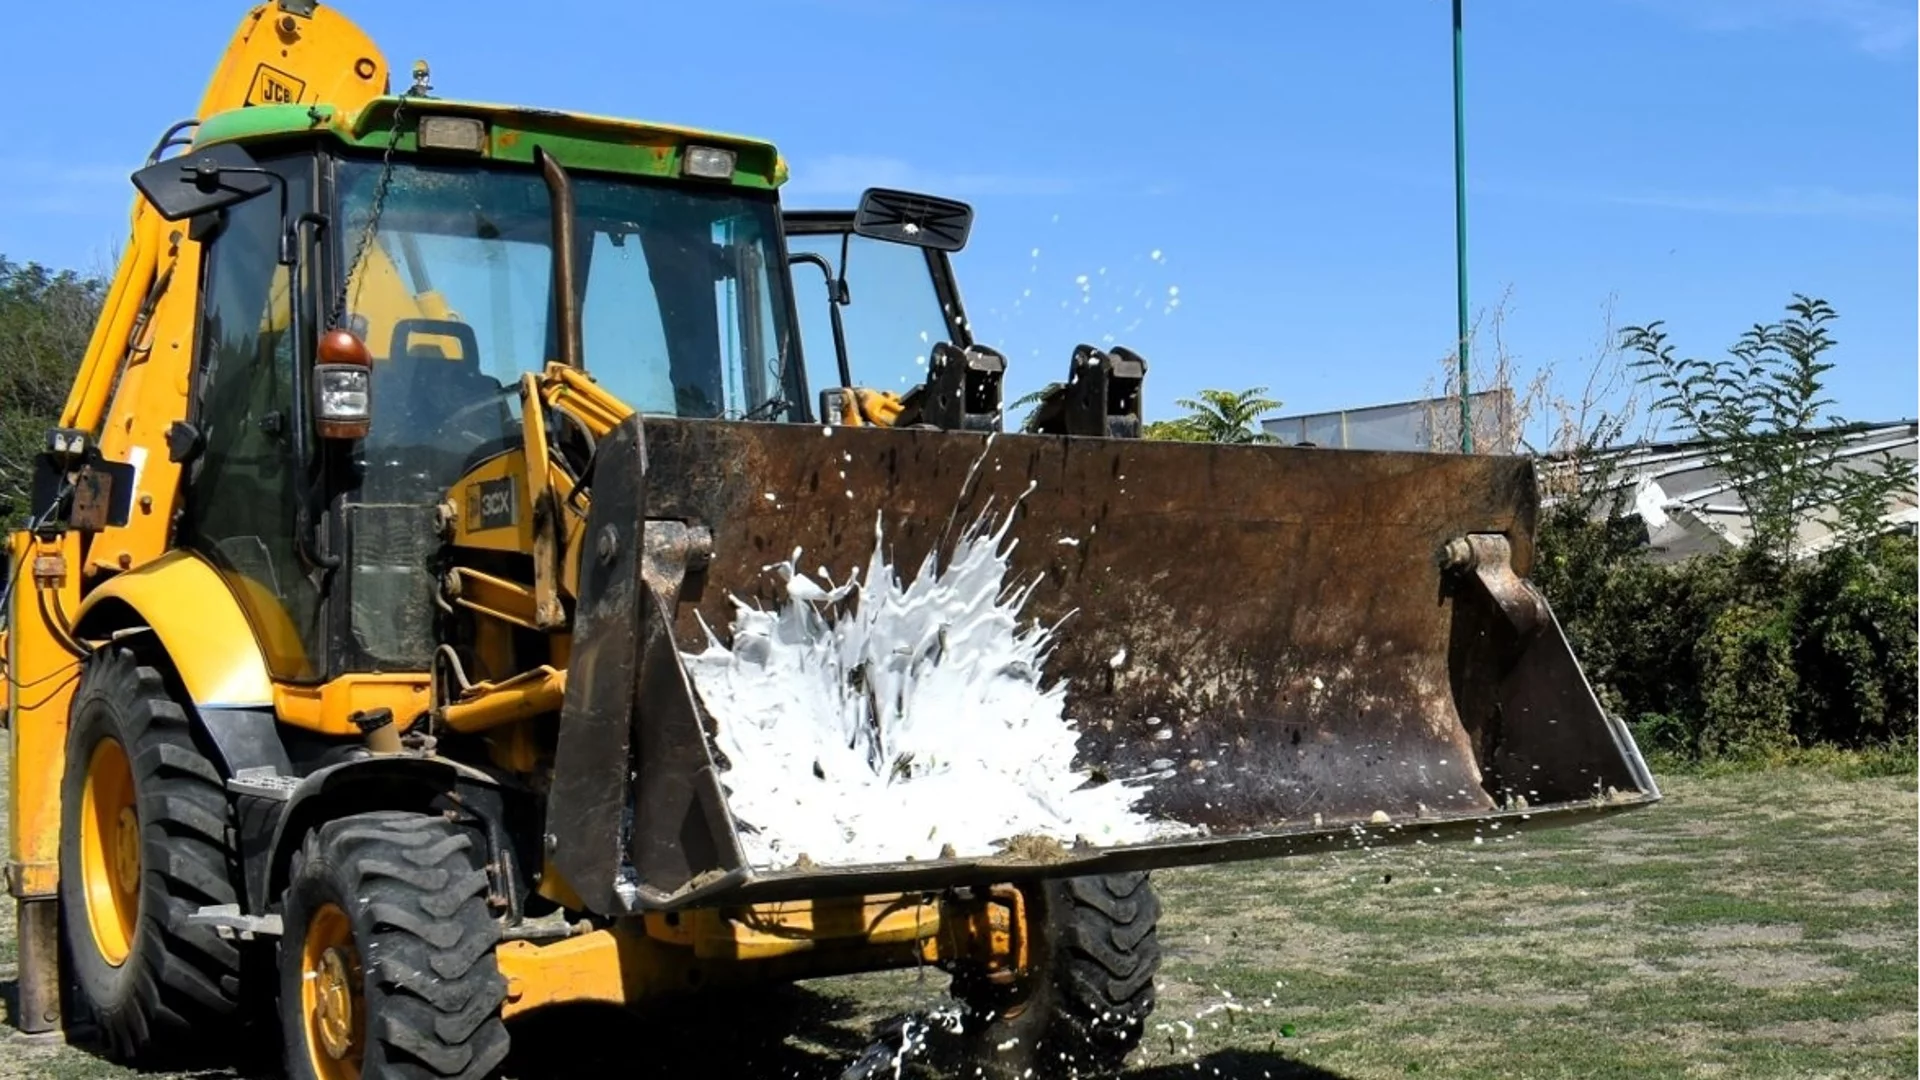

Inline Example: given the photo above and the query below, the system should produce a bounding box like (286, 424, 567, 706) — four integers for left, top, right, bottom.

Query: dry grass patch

(0, 735, 1911, 1080)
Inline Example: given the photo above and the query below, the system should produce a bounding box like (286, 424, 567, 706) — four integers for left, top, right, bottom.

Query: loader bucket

(545, 415, 1659, 915)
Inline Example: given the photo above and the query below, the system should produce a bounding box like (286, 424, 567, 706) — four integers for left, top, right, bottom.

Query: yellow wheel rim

(78, 736, 139, 967)
(302, 902, 365, 1080)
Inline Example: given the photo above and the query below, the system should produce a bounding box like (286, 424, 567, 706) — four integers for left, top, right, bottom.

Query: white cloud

(0, 161, 132, 219)
(0, 160, 129, 187)
(1602, 186, 1915, 221)
(782, 154, 1075, 198)
(1622, 0, 1916, 55)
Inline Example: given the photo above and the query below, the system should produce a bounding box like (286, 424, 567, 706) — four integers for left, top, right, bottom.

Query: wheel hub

(79, 737, 140, 967)
(302, 903, 364, 1079)
(112, 807, 141, 894)
(314, 947, 356, 1059)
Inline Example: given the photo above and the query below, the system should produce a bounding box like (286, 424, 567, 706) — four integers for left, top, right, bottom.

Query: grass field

(0, 736, 1912, 1079)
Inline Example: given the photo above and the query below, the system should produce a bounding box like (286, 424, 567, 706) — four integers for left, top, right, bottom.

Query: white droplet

(1150, 249, 1163, 260)
(1031, 247, 1041, 258)
(1168, 285, 1180, 297)
(1075, 274, 1089, 286)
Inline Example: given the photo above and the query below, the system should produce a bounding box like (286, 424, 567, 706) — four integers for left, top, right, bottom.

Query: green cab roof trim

(191, 97, 788, 189)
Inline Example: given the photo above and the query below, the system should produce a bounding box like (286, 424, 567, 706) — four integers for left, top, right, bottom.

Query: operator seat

(364, 318, 510, 503)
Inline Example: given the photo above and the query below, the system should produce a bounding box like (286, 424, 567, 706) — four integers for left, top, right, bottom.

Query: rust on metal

(67, 466, 116, 533)
(643, 420, 1551, 828)
(548, 416, 1659, 912)
(13, 899, 60, 1032)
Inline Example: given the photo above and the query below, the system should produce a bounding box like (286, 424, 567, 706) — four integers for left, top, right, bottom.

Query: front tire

(279, 810, 510, 1080)
(57, 646, 244, 1062)
(953, 872, 1163, 1079)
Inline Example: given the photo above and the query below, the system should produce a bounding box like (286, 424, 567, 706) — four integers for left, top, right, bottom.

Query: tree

(1143, 387, 1283, 444)
(1009, 382, 1065, 433)
(1, 256, 106, 533)
(1622, 294, 1912, 564)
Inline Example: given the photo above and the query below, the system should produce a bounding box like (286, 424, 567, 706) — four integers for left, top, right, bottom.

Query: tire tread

(60, 648, 244, 1064)
(286, 811, 509, 1080)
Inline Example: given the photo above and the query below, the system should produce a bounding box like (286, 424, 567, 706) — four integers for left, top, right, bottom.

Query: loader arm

(65, 0, 391, 437)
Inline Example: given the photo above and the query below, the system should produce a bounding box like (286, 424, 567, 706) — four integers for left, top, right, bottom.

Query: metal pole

(1453, 0, 1472, 452)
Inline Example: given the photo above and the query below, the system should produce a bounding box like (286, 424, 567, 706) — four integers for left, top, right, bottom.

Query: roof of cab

(191, 97, 788, 189)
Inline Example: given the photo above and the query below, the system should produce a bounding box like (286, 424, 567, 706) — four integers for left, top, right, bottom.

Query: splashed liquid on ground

(836, 1005, 968, 1080)
(683, 496, 1183, 870)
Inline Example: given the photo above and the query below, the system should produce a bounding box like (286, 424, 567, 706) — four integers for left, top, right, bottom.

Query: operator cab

(123, 118, 997, 684)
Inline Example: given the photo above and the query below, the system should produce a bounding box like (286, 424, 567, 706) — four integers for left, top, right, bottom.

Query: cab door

(176, 153, 328, 683)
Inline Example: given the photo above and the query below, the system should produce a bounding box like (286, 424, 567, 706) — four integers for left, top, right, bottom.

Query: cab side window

(786, 232, 949, 400)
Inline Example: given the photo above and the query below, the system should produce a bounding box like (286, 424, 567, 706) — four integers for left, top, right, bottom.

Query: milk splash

(682, 494, 1172, 869)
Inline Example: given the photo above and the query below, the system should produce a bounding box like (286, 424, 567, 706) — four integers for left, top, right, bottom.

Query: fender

(231, 754, 515, 917)
(72, 549, 273, 709)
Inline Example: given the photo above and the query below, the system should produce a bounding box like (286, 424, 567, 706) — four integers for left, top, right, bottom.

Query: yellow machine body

(0, 2, 1059, 1050)
(2, 3, 1654, 1076)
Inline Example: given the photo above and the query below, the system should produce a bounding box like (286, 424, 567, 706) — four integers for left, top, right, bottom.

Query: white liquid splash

(682, 497, 1175, 870)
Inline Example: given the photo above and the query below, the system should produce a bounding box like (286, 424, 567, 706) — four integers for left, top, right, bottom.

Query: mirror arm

(144, 119, 199, 166)
(788, 252, 854, 389)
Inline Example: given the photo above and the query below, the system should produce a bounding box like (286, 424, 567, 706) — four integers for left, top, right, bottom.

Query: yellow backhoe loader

(1, 3, 1658, 1077)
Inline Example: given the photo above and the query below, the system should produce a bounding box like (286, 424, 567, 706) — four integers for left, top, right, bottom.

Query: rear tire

(952, 873, 1162, 1079)
(279, 810, 510, 1080)
(57, 646, 244, 1063)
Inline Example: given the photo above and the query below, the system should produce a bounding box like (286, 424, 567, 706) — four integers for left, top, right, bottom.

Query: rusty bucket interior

(545, 416, 1659, 914)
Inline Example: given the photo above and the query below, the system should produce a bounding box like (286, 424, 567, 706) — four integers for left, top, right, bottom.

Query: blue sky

(2, 0, 1913, 443)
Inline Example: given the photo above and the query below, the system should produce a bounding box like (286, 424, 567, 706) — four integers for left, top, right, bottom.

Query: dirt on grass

(0, 735, 1912, 1080)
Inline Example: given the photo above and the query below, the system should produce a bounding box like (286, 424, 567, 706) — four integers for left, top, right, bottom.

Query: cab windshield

(332, 157, 805, 496)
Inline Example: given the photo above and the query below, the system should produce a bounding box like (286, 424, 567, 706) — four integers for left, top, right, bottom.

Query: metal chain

(329, 94, 411, 329)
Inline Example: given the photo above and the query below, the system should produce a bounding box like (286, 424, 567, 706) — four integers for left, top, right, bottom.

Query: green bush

(1536, 294, 1917, 768)
(1697, 599, 1800, 757)
(1791, 533, 1918, 749)
(2, 255, 104, 534)
(1537, 519, 1917, 764)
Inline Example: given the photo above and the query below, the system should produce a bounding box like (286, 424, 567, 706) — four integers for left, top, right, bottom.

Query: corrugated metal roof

(1541, 420, 1919, 563)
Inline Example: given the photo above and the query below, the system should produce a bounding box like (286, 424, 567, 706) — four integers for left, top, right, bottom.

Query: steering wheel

(428, 389, 513, 455)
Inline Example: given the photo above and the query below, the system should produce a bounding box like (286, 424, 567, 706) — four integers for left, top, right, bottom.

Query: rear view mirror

(853, 188, 973, 252)
(131, 141, 276, 222)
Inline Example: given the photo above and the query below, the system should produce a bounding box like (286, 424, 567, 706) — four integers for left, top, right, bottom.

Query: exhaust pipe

(537, 146, 582, 370)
